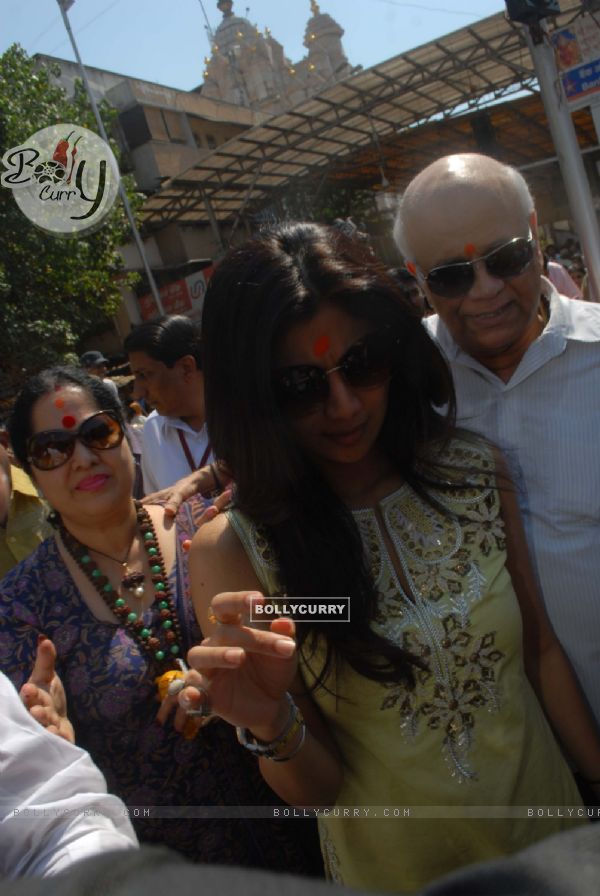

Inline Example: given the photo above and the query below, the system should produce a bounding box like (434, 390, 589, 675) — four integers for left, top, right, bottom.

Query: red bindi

(54, 398, 65, 409)
(62, 415, 76, 429)
(464, 243, 477, 257)
(313, 335, 330, 357)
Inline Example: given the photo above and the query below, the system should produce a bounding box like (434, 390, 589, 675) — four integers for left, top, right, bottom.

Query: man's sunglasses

(272, 329, 395, 417)
(27, 410, 124, 471)
(418, 233, 535, 299)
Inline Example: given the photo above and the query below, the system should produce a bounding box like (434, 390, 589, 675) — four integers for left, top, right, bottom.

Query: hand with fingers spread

(20, 637, 75, 744)
(142, 463, 233, 519)
(179, 591, 298, 739)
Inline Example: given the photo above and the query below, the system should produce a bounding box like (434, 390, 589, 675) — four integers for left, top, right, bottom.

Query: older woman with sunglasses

(0, 366, 322, 874)
(176, 222, 600, 893)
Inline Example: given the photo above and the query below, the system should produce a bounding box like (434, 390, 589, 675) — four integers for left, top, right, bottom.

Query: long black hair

(202, 222, 460, 690)
(9, 366, 125, 474)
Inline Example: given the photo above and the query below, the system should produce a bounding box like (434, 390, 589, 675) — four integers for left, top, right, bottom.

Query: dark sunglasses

(273, 329, 395, 416)
(420, 232, 535, 299)
(27, 410, 124, 471)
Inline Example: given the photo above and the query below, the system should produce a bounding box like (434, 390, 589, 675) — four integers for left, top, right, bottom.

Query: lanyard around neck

(177, 429, 211, 473)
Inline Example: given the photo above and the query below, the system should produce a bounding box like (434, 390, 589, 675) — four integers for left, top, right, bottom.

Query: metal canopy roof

(327, 92, 597, 192)
(142, 2, 582, 231)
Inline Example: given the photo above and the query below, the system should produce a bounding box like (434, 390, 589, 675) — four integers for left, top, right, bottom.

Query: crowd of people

(543, 240, 592, 301)
(2, 152, 600, 893)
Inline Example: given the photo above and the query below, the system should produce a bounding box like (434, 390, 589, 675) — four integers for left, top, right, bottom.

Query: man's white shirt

(140, 411, 212, 494)
(424, 280, 600, 725)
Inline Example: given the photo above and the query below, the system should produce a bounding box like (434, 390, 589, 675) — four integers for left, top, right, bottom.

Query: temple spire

(203, 0, 351, 113)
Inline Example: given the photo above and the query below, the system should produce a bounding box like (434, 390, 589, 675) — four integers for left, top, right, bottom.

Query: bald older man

(394, 153, 600, 728)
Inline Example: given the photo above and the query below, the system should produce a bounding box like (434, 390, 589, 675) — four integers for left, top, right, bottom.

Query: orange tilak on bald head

(464, 243, 477, 258)
(313, 335, 330, 357)
(54, 398, 65, 409)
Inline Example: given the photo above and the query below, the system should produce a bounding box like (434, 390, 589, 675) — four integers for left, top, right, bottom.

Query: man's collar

(542, 276, 600, 342)
(150, 412, 207, 436)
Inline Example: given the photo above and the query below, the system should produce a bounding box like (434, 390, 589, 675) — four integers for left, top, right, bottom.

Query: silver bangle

(269, 721, 306, 762)
(236, 693, 301, 758)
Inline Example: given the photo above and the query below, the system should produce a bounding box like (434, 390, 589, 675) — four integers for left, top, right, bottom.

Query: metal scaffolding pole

(524, 18, 600, 300)
(56, 0, 164, 313)
(202, 189, 225, 255)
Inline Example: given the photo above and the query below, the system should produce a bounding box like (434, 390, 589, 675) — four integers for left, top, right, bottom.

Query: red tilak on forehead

(54, 398, 65, 409)
(313, 335, 330, 357)
(464, 243, 477, 257)
(62, 415, 76, 429)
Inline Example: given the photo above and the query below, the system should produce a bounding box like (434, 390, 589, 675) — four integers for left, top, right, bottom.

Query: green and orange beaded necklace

(59, 501, 182, 667)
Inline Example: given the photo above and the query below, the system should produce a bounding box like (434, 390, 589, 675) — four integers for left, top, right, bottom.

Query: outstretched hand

(142, 464, 233, 519)
(177, 591, 298, 740)
(20, 637, 75, 744)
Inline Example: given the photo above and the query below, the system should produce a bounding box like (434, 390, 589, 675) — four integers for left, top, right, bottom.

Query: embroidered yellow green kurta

(228, 440, 584, 892)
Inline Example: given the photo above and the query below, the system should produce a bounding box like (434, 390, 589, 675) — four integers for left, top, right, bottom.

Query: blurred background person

(80, 350, 120, 401)
(543, 252, 582, 300)
(387, 267, 427, 316)
(0, 444, 50, 578)
(124, 317, 213, 495)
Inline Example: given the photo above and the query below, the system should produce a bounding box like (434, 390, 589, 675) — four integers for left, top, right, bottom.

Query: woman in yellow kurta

(178, 223, 600, 892)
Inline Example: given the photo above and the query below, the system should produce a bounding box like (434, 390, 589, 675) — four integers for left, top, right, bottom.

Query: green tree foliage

(279, 181, 376, 227)
(0, 44, 141, 391)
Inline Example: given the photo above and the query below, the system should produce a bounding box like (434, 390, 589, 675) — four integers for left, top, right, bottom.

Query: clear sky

(3, 0, 505, 91)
